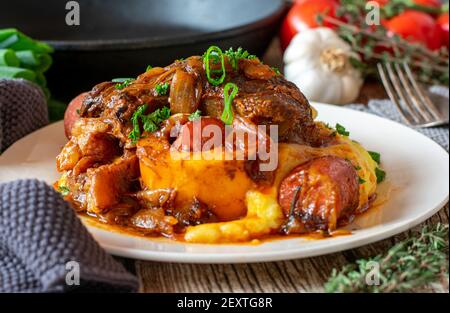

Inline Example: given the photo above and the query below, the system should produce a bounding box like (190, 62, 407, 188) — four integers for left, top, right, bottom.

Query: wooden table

(121, 39, 449, 293)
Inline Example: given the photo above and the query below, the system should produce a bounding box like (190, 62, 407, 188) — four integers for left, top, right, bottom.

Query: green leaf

(375, 167, 386, 184)
(368, 151, 381, 165)
(155, 82, 170, 96)
(188, 109, 202, 121)
(335, 123, 350, 137)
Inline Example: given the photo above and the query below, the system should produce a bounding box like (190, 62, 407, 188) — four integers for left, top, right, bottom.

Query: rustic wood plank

(136, 206, 448, 293)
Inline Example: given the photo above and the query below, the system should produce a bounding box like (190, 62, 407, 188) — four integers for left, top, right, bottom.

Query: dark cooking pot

(1, 0, 287, 100)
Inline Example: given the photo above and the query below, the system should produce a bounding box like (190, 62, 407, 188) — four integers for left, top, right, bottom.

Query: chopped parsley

(335, 123, 350, 137)
(224, 47, 257, 70)
(112, 78, 135, 90)
(354, 165, 362, 171)
(155, 82, 170, 96)
(375, 167, 386, 184)
(358, 177, 366, 185)
(146, 65, 153, 71)
(128, 105, 171, 143)
(188, 110, 202, 121)
(58, 185, 70, 196)
(272, 67, 281, 75)
(369, 151, 381, 165)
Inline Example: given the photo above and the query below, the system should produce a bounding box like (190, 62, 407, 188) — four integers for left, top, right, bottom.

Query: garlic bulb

(284, 28, 364, 105)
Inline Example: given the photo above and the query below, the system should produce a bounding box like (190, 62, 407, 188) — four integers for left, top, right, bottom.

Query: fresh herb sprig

(325, 223, 449, 293)
(319, 1, 449, 85)
(189, 109, 202, 121)
(113, 77, 135, 90)
(155, 82, 170, 96)
(128, 104, 171, 143)
(224, 47, 257, 70)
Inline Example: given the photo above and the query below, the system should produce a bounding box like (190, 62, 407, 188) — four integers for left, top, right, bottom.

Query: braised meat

(57, 50, 358, 238)
(79, 56, 324, 146)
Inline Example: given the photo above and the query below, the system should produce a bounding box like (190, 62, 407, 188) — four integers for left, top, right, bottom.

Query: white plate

(0, 103, 448, 263)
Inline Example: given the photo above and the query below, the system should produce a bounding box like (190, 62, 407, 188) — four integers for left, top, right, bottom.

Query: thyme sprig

(325, 223, 449, 293)
(320, 0, 449, 85)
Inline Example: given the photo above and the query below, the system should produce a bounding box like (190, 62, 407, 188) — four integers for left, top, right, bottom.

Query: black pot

(1, 0, 287, 101)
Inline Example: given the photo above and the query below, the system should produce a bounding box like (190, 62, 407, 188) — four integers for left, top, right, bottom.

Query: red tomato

(174, 117, 225, 152)
(64, 92, 88, 138)
(437, 13, 449, 48)
(385, 10, 443, 50)
(280, 0, 340, 50)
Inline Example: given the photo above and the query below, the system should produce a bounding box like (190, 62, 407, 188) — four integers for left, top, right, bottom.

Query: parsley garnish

(128, 105, 171, 143)
(224, 47, 257, 70)
(335, 123, 350, 136)
(369, 151, 381, 165)
(358, 177, 366, 184)
(146, 65, 153, 71)
(188, 110, 202, 121)
(375, 167, 386, 184)
(112, 78, 135, 90)
(155, 82, 170, 96)
(58, 185, 70, 196)
(272, 67, 281, 75)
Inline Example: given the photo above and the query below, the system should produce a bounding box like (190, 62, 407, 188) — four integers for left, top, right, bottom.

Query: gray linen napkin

(0, 79, 138, 293)
(348, 86, 449, 151)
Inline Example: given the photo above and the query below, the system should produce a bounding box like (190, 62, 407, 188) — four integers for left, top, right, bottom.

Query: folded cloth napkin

(348, 86, 449, 151)
(0, 79, 138, 293)
(0, 79, 48, 153)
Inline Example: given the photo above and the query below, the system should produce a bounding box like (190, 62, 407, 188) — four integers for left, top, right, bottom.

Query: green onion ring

(221, 82, 238, 125)
(204, 46, 226, 86)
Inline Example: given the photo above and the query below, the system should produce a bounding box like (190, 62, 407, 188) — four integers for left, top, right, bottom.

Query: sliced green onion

(0, 49, 20, 67)
(221, 82, 238, 125)
(204, 46, 226, 86)
(112, 78, 135, 89)
(112, 77, 135, 83)
(0, 33, 19, 49)
(15, 50, 39, 66)
(0, 29, 53, 53)
(0, 66, 36, 82)
(35, 72, 47, 87)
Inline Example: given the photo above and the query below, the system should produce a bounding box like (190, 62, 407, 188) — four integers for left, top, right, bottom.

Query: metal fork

(377, 62, 448, 128)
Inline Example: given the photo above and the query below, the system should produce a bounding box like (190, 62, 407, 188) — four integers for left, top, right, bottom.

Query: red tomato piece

(385, 10, 443, 50)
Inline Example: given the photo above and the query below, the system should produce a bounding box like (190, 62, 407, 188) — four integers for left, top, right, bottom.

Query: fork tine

(393, 63, 434, 122)
(377, 63, 414, 125)
(402, 62, 443, 121)
(384, 63, 423, 124)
